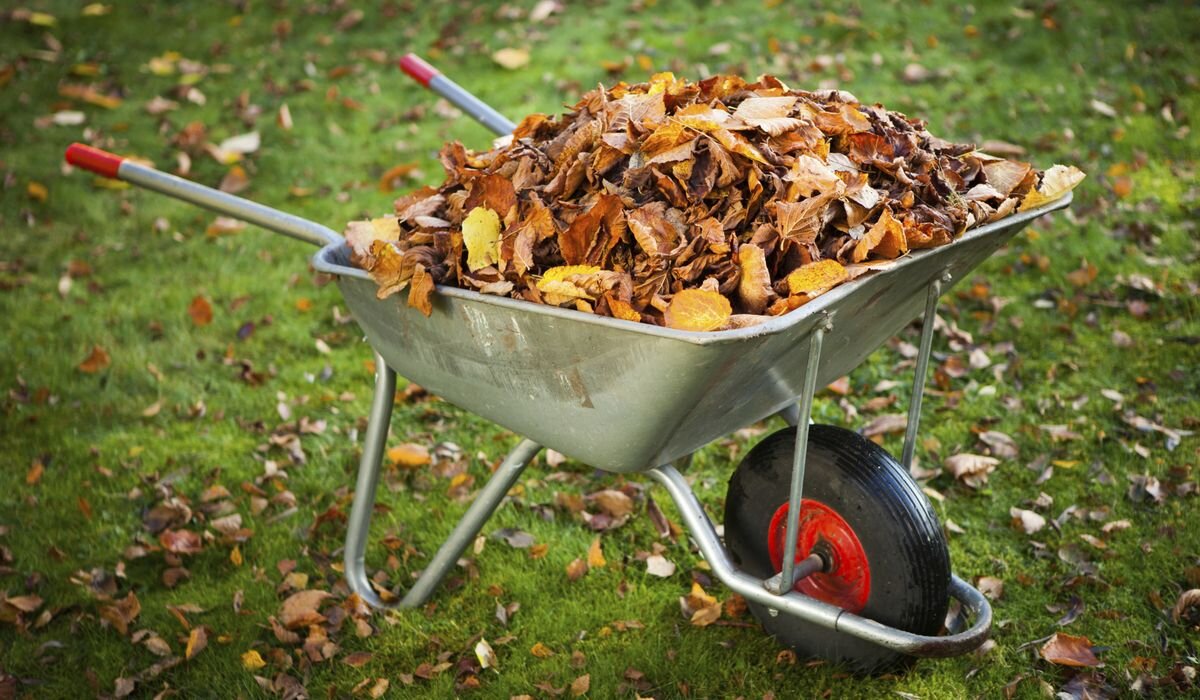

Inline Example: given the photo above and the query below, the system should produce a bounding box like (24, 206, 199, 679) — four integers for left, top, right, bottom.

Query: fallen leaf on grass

(1010, 507, 1046, 534)
(587, 536, 606, 568)
(159, 529, 203, 554)
(242, 649, 266, 670)
(645, 555, 675, 578)
(493, 528, 535, 549)
(78, 345, 111, 373)
(945, 453, 999, 488)
(587, 489, 634, 518)
(98, 591, 141, 636)
(570, 674, 590, 697)
(475, 639, 498, 671)
(1172, 589, 1200, 628)
(206, 131, 260, 164)
(680, 582, 721, 627)
(279, 590, 331, 629)
(342, 651, 373, 668)
(387, 443, 430, 468)
(530, 641, 555, 658)
(185, 626, 207, 660)
(566, 558, 588, 581)
(977, 576, 1004, 601)
(492, 48, 530, 70)
(979, 431, 1019, 459)
(1040, 632, 1102, 667)
(188, 296, 213, 326)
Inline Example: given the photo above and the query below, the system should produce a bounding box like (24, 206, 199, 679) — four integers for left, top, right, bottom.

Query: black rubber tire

(724, 425, 950, 674)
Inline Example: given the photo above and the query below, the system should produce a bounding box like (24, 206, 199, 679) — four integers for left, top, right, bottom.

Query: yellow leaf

(530, 642, 555, 658)
(82, 4, 112, 16)
(587, 536, 606, 568)
(1019, 164, 1086, 211)
(540, 265, 602, 283)
(664, 289, 732, 332)
(230, 545, 243, 567)
(241, 649, 266, 670)
(492, 48, 530, 70)
(27, 182, 48, 202)
(786, 259, 849, 295)
(29, 12, 57, 26)
(462, 206, 501, 272)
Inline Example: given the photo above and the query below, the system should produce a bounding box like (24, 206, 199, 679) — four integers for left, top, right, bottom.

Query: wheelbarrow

(65, 55, 1072, 672)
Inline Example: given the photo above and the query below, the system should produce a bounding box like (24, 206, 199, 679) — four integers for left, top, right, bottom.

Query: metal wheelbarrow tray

(64, 59, 1073, 670)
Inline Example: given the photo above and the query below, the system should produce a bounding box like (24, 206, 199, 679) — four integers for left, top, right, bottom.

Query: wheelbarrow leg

(343, 350, 542, 609)
(900, 271, 951, 471)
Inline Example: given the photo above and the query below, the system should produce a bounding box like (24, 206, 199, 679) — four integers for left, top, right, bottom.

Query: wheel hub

(767, 499, 871, 613)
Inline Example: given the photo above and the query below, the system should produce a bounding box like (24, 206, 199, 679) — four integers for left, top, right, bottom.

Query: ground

(1, 1, 1198, 698)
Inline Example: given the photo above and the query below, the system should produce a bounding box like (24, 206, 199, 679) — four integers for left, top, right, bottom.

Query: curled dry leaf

(349, 73, 1075, 329)
(185, 626, 208, 660)
(1172, 589, 1200, 628)
(279, 589, 331, 629)
(1039, 632, 1102, 667)
(645, 554, 675, 578)
(1010, 507, 1046, 535)
(159, 529, 203, 554)
(945, 453, 999, 488)
(78, 345, 111, 373)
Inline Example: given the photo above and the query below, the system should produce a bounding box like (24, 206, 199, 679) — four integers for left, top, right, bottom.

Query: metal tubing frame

(343, 350, 542, 608)
(772, 317, 830, 595)
(117, 160, 341, 248)
(647, 464, 993, 657)
(901, 271, 951, 471)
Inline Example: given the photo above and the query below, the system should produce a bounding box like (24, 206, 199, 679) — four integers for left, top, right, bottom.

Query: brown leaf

(78, 345, 111, 373)
(342, 651, 374, 668)
(279, 589, 331, 629)
(588, 489, 634, 518)
(945, 453, 999, 488)
(570, 674, 591, 697)
(185, 626, 207, 660)
(1040, 632, 1102, 667)
(187, 295, 213, 326)
(159, 529, 203, 554)
(565, 558, 588, 582)
(98, 591, 141, 636)
(1010, 507, 1046, 535)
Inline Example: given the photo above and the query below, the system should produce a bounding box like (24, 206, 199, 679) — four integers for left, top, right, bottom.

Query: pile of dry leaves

(347, 72, 1082, 331)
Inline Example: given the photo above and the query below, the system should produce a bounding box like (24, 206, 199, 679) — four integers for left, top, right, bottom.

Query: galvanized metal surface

(778, 322, 828, 595)
(313, 195, 1071, 473)
(343, 351, 543, 608)
(647, 464, 993, 656)
(901, 276, 946, 470)
(119, 160, 341, 248)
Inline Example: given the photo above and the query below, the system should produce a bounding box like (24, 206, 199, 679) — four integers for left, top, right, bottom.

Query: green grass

(2, 0, 1198, 697)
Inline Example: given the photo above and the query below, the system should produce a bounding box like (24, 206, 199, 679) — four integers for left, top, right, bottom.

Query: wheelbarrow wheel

(723, 424, 950, 674)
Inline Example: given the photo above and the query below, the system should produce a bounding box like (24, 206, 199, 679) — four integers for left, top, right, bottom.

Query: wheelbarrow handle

(398, 53, 517, 136)
(64, 143, 341, 248)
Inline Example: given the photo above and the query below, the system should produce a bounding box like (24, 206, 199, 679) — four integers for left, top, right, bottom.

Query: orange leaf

(78, 344, 111, 373)
(852, 207, 908, 262)
(530, 642, 555, 658)
(664, 289, 732, 332)
(786, 259, 849, 295)
(565, 558, 588, 582)
(587, 536, 606, 568)
(25, 459, 44, 486)
(387, 443, 430, 468)
(188, 295, 213, 326)
(159, 529, 203, 554)
(737, 244, 773, 314)
(1040, 632, 1101, 667)
(279, 589, 332, 629)
(407, 263, 434, 317)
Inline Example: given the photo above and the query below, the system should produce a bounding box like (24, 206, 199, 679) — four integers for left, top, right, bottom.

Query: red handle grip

(399, 53, 439, 87)
(66, 143, 125, 179)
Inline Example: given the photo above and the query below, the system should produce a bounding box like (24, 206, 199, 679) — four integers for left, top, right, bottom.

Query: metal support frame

(771, 317, 830, 595)
(901, 271, 951, 471)
(646, 464, 993, 656)
(343, 350, 541, 608)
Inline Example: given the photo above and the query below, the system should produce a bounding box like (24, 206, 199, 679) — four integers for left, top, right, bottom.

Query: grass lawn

(2, 1, 1198, 697)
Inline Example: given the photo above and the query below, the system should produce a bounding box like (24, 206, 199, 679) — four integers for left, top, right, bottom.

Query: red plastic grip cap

(399, 53, 438, 87)
(65, 143, 124, 179)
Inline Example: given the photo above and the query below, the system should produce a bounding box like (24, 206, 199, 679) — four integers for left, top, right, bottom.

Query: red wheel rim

(767, 499, 870, 614)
